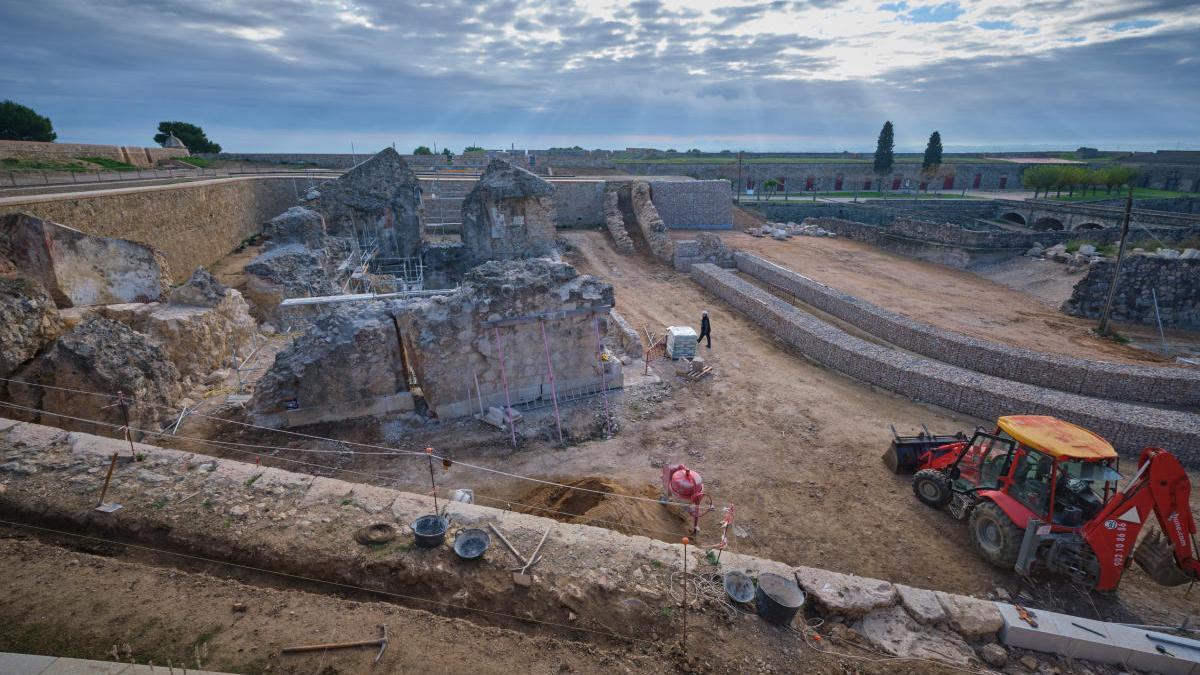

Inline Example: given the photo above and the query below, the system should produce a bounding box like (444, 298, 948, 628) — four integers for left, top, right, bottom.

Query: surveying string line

(0, 376, 699, 508)
(0, 519, 658, 648)
(0, 401, 707, 545)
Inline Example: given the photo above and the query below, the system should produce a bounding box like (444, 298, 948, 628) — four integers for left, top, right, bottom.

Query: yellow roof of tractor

(998, 415, 1117, 461)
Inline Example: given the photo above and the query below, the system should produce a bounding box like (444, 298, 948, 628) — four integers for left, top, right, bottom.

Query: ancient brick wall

(0, 177, 298, 282)
(734, 252, 1200, 407)
(689, 263, 1200, 463)
(1063, 256, 1200, 329)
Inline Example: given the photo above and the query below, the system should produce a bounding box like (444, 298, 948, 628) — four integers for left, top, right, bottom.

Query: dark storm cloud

(0, 0, 1195, 151)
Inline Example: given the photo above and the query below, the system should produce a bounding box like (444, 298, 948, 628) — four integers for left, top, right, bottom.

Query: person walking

(699, 310, 712, 349)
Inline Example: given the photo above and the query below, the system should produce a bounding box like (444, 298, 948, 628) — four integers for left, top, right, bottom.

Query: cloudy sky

(1, 0, 1196, 152)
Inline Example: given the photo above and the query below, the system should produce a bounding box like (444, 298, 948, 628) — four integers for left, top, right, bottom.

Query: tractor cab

(907, 415, 1121, 527)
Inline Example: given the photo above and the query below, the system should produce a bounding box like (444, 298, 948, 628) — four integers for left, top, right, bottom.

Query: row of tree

(1020, 164, 1139, 199)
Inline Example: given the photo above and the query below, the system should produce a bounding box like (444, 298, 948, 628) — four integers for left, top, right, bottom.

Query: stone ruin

(308, 147, 423, 258)
(461, 159, 557, 266)
(248, 258, 620, 428)
(0, 215, 261, 438)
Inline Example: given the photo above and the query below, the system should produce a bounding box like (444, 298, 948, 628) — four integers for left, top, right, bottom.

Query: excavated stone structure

(602, 187, 635, 254)
(397, 259, 618, 419)
(248, 303, 412, 428)
(0, 276, 64, 379)
(7, 316, 182, 437)
(262, 206, 327, 249)
(315, 148, 423, 258)
(243, 244, 339, 325)
(248, 259, 619, 427)
(461, 159, 557, 266)
(628, 182, 674, 263)
(0, 212, 170, 307)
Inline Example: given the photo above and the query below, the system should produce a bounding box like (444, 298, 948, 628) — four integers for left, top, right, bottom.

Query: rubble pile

(746, 220, 836, 240)
(262, 206, 327, 249)
(243, 243, 339, 324)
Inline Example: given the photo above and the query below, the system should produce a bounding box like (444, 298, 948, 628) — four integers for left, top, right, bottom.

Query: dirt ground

(7, 228, 1199, 670)
(716, 231, 1191, 365)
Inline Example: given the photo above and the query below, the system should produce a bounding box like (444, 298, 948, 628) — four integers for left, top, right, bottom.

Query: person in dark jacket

(699, 310, 711, 348)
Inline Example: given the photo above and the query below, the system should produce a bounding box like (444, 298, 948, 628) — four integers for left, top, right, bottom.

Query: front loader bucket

(1134, 531, 1194, 587)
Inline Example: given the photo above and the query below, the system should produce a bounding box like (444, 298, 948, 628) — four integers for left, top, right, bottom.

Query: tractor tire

(970, 501, 1023, 570)
(912, 469, 952, 509)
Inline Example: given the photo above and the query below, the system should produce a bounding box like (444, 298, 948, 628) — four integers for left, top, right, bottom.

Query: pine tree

(873, 121, 895, 180)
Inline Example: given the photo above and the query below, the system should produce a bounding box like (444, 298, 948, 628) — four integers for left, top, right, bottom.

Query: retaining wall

(0, 139, 188, 168)
(0, 177, 299, 282)
(648, 180, 732, 229)
(1063, 256, 1200, 329)
(550, 179, 606, 226)
(689, 263, 1200, 463)
(734, 252, 1200, 407)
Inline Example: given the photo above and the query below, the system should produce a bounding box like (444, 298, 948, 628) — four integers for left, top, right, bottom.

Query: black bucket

(412, 515, 449, 548)
(453, 528, 490, 560)
(723, 570, 755, 604)
(754, 573, 806, 625)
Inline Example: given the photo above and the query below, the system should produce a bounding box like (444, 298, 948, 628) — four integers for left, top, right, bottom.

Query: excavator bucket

(1133, 531, 1194, 587)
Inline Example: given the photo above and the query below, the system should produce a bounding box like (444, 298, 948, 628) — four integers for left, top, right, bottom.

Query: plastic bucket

(754, 573, 806, 625)
(412, 515, 449, 548)
(453, 528, 490, 560)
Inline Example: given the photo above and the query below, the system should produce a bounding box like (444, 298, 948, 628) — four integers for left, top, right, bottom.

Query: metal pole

(736, 151, 742, 205)
(1152, 288, 1168, 354)
(493, 327, 517, 447)
(96, 452, 118, 506)
(539, 319, 564, 444)
(681, 536, 689, 648)
(592, 315, 612, 438)
(1098, 186, 1134, 336)
(425, 447, 439, 514)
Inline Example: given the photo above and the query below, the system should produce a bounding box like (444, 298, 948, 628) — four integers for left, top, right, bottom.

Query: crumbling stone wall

(243, 244, 338, 325)
(314, 148, 423, 258)
(690, 263, 1200, 463)
(602, 187, 635, 254)
(0, 276, 63, 378)
(734, 252, 1200, 407)
(398, 259, 617, 419)
(7, 316, 182, 437)
(1063, 256, 1200, 329)
(0, 213, 170, 307)
(461, 159, 557, 266)
(673, 234, 735, 272)
(627, 182, 674, 263)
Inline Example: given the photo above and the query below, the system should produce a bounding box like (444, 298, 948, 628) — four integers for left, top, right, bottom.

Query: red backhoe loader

(885, 415, 1200, 592)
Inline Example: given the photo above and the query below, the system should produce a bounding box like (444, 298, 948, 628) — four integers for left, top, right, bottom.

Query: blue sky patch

(1110, 19, 1162, 32)
(977, 20, 1016, 30)
(878, 1, 908, 11)
(906, 2, 965, 23)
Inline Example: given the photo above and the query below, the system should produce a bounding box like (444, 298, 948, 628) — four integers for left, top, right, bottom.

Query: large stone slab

(896, 583, 947, 624)
(855, 605, 977, 666)
(0, 212, 169, 307)
(793, 565, 897, 617)
(935, 590, 1004, 637)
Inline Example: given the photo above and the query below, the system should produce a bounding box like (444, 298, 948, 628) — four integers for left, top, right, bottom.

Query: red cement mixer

(661, 463, 714, 534)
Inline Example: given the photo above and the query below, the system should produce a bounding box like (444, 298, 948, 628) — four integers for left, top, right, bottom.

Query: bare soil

(715, 231, 1172, 365)
(515, 477, 691, 539)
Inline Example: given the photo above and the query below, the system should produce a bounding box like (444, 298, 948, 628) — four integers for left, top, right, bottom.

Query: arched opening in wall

(918, 181, 928, 192)
(1033, 217, 1065, 231)
(892, 176, 902, 190)
(864, 179, 873, 190)
(943, 175, 955, 190)
(776, 177, 786, 193)
(834, 174, 844, 191)
(746, 179, 755, 191)
(805, 175, 815, 191)
(1001, 212, 1027, 226)
(999, 176, 1008, 189)
(1075, 222, 1104, 231)
(972, 173, 982, 189)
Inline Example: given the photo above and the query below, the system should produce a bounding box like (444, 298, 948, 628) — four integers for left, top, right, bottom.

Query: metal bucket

(411, 515, 449, 548)
(453, 528, 490, 560)
(723, 570, 755, 604)
(754, 573, 806, 625)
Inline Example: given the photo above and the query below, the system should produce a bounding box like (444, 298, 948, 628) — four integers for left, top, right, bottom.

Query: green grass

(1047, 187, 1195, 203)
(80, 156, 137, 171)
(614, 155, 989, 165)
(1, 157, 92, 172)
(746, 191, 978, 202)
(177, 157, 215, 168)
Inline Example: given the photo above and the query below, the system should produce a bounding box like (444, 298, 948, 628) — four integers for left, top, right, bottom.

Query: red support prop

(539, 319, 564, 444)
(493, 326, 518, 447)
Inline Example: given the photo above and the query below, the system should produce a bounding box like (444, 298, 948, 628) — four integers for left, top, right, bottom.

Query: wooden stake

(97, 452, 118, 507)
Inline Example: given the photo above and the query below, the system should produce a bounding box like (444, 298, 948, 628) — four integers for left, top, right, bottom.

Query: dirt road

(717, 232, 1174, 365)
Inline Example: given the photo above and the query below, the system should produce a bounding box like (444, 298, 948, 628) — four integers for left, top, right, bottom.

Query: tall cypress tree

(922, 131, 943, 173)
(873, 121, 895, 179)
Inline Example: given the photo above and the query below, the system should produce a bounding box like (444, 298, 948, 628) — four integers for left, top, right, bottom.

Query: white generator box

(666, 326, 698, 359)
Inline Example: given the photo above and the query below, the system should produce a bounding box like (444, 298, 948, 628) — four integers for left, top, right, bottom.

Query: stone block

(854, 605, 976, 666)
(935, 592, 1003, 637)
(895, 583, 947, 624)
(794, 566, 897, 617)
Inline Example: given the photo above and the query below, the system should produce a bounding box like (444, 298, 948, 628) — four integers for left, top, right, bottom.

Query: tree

(762, 178, 779, 199)
(873, 121, 895, 185)
(1021, 165, 1058, 198)
(1100, 166, 1139, 193)
(921, 131, 943, 176)
(413, 146, 433, 155)
(463, 145, 484, 153)
(0, 100, 56, 142)
(153, 121, 220, 153)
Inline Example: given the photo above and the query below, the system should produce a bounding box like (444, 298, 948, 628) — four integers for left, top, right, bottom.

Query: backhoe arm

(1085, 448, 1200, 590)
